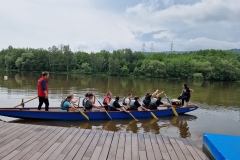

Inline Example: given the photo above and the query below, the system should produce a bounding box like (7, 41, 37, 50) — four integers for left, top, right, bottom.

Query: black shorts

(182, 96, 190, 102)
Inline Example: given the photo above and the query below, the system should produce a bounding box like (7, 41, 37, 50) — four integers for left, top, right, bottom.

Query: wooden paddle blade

(171, 107, 179, 116)
(150, 112, 159, 120)
(129, 113, 138, 121)
(79, 111, 89, 120)
(164, 93, 178, 116)
(105, 110, 112, 120)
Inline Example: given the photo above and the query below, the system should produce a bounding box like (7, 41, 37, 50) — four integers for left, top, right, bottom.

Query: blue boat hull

(0, 105, 198, 120)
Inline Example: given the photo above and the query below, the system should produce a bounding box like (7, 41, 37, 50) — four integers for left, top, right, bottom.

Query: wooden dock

(0, 122, 208, 160)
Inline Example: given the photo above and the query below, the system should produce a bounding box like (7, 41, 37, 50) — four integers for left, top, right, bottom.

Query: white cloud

(126, 0, 240, 50)
(0, 0, 239, 52)
(153, 31, 176, 39)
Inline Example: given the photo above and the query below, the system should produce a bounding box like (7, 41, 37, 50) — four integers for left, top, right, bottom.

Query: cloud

(0, 0, 239, 52)
(126, 0, 240, 50)
(153, 31, 176, 40)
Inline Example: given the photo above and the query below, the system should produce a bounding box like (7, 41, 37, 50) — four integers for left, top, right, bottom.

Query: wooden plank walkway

(0, 122, 208, 160)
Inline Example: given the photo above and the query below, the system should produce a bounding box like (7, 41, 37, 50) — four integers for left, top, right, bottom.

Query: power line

(170, 41, 173, 52)
(150, 43, 154, 53)
(142, 43, 145, 53)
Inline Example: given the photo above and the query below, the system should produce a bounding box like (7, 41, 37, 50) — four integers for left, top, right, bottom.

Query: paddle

(121, 105, 138, 121)
(129, 112, 138, 121)
(67, 98, 89, 120)
(97, 100, 112, 120)
(143, 104, 158, 120)
(78, 109, 89, 120)
(14, 96, 38, 108)
(150, 112, 159, 120)
(72, 104, 89, 120)
(164, 93, 179, 116)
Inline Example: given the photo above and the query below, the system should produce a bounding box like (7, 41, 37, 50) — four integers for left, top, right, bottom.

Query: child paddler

(111, 96, 129, 112)
(84, 93, 105, 111)
(142, 89, 159, 108)
(103, 91, 112, 110)
(60, 94, 79, 112)
(148, 91, 169, 110)
(130, 96, 149, 111)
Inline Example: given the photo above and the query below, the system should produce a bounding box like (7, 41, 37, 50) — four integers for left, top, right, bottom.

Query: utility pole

(142, 43, 145, 53)
(170, 41, 173, 52)
(150, 43, 154, 53)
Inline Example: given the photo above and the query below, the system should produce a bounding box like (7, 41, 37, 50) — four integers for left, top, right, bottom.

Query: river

(0, 71, 239, 147)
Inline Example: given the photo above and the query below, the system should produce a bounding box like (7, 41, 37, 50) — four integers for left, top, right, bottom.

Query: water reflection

(10, 114, 196, 138)
(1, 71, 240, 108)
(0, 71, 240, 139)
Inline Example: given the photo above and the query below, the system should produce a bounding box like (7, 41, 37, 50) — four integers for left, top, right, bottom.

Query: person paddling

(103, 91, 112, 110)
(82, 93, 89, 110)
(178, 83, 194, 107)
(37, 71, 50, 111)
(122, 93, 132, 110)
(148, 91, 169, 110)
(60, 94, 79, 112)
(111, 96, 129, 112)
(130, 96, 149, 111)
(84, 93, 105, 111)
(142, 89, 158, 108)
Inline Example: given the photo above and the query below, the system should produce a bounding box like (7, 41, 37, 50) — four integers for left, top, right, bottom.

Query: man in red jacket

(38, 71, 50, 111)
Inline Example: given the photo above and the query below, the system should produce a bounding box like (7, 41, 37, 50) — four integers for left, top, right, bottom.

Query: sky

(0, 0, 240, 52)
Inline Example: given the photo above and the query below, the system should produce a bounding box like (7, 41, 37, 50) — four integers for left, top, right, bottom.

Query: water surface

(0, 71, 239, 147)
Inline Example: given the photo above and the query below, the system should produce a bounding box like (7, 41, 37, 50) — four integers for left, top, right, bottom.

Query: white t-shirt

(125, 98, 130, 105)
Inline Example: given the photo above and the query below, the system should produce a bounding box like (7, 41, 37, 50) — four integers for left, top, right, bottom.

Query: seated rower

(142, 89, 158, 108)
(122, 93, 132, 110)
(84, 93, 105, 111)
(61, 94, 79, 112)
(148, 91, 169, 110)
(82, 93, 89, 110)
(130, 96, 149, 111)
(111, 96, 129, 112)
(103, 91, 112, 110)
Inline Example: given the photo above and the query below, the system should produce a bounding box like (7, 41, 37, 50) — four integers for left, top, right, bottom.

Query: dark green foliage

(0, 46, 240, 81)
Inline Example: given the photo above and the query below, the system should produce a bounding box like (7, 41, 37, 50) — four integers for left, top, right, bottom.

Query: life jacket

(149, 98, 158, 109)
(129, 100, 135, 107)
(103, 97, 111, 106)
(130, 100, 138, 110)
(82, 98, 87, 107)
(84, 99, 92, 110)
(38, 77, 48, 97)
(109, 99, 114, 107)
(60, 100, 70, 110)
(122, 97, 131, 105)
(182, 88, 190, 97)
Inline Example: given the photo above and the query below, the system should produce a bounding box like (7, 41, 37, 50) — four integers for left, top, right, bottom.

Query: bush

(193, 73, 203, 80)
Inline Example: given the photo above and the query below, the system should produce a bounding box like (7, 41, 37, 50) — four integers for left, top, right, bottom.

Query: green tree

(81, 63, 92, 74)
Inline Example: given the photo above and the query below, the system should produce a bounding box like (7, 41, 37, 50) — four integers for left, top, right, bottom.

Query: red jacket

(38, 77, 48, 97)
(103, 97, 111, 106)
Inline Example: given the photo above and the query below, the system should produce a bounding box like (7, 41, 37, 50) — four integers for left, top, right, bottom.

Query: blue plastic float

(203, 133, 240, 160)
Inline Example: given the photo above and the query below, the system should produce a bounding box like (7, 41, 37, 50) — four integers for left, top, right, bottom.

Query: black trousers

(38, 97, 49, 111)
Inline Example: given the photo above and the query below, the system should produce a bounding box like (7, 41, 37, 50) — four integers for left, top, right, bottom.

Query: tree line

(1, 45, 240, 81)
